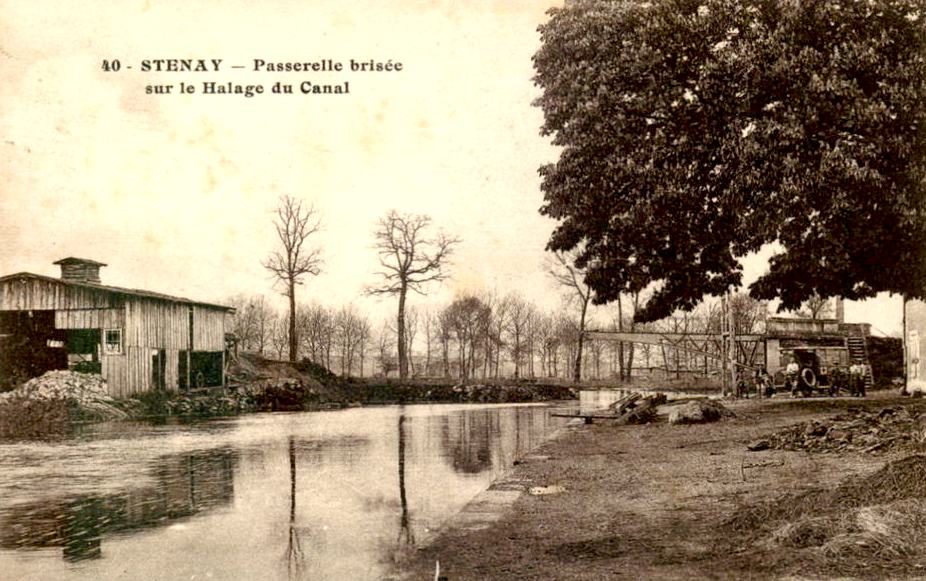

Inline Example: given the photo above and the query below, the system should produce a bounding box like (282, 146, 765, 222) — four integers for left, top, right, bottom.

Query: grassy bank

(396, 391, 922, 580)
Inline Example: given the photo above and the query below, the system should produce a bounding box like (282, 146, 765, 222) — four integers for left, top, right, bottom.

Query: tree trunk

(617, 295, 625, 381)
(425, 329, 432, 377)
(397, 285, 408, 379)
(574, 296, 589, 382)
(288, 283, 297, 362)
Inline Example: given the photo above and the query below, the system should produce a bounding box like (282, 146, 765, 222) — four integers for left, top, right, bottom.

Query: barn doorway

(0, 310, 67, 389)
(151, 349, 166, 390)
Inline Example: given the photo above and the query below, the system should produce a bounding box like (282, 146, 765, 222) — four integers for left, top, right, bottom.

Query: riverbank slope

(399, 391, 925, 580)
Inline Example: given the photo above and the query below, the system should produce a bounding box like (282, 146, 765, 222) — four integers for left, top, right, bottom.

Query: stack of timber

(554, 392, 666, 425)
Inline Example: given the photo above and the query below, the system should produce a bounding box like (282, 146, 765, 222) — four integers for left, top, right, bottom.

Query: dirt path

(396, 391, 919, 580)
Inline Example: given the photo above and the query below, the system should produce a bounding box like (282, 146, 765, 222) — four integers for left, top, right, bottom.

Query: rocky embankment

(0, 354, 579, 438)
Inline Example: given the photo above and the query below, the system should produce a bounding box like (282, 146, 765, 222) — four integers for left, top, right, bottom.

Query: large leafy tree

(534, 0, 926, 322)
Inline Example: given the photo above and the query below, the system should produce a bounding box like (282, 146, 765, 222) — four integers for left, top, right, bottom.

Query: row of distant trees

(256, 195, 841, 382)
(228, 289, 771, 382)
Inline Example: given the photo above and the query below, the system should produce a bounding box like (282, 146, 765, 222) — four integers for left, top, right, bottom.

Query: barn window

(104, 329, 123, 354)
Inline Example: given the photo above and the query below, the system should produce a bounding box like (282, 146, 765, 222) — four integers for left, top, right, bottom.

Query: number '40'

(101, 60, 121, 72)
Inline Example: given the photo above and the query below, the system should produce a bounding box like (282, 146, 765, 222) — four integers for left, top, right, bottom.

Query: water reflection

(397, 413, 413, 547)
(286, 437, 305, 580)
(0, 404, 568, 580)
(0, 448, 235, 562)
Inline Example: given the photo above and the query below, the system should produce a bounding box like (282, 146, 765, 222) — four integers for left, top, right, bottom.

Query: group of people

(846, 362, 869, 397)
(732, 357, 869, 398)
(734, 365, 773, 398)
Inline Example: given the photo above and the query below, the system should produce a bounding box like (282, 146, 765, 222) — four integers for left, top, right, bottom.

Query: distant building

(765, 313, 873, 389)
(905, 299, 926, 394)
(0, 258, 233, 396)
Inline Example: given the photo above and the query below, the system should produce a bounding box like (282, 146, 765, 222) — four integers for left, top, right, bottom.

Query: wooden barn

(0, 258, 233, 397)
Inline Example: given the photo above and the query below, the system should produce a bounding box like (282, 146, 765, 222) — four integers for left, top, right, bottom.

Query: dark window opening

(178, 351, 223, 389)
(67, 329, 101, 374)
(103, 329, 122, 355)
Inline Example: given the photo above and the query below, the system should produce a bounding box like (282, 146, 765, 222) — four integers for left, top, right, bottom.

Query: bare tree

(270, 315, 288, 360)
(263, 196, 322, 362)
(534, 313, 558, 378)
(334, 305, 361, 376)
(437, 308, 454, 378)
(799, 294, 831, 320)
(298, 303, 333, 366)
(377, 320, 398, 377)
(422, 309, 435, 377)
(227, 294, 276, 356)
(444, 295, 491, 381)
(549, 250, 592, 382)
(505, 293, 533, 379)
(404, 306, 420, 377)
(356, 317, 371, 378)
(367, 211, 459, 379)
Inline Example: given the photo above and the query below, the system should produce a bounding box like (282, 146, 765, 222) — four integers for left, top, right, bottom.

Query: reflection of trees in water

(442, 409, 497, 475)
(440, 407, 560, 476)
(0, 448, 236, 562)
(285, 436, 306, 581)
(397, 413, 413, 546)
(293, 435, 370, 469)
(277, 434, 376, 580)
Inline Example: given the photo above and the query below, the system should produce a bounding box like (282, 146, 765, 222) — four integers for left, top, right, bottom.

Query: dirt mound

(730, 455, 926, 534)
(727, 456, 926, 576)
(762, 406, 926, 454)
(229, 353, 327, 387)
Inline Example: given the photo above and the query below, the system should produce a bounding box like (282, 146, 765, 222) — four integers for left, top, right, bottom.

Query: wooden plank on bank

(552, 412, 630, 424)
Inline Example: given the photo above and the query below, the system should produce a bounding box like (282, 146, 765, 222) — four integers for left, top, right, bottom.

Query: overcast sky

(0, 0, 904, 336)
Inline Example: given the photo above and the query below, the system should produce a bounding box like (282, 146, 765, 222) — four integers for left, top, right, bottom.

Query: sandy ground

(396, 390, 922, 581)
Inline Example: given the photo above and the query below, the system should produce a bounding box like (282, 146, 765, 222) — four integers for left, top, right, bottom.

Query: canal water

(0, 404, 569, 580)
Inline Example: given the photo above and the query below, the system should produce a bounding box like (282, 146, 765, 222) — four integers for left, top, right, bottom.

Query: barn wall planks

(124, 301, 189, 350)
(0, 278, 115, 310)
(54, 309, 124, 329)
(165, 349, 179, 390)
(192, 307, 227, 351)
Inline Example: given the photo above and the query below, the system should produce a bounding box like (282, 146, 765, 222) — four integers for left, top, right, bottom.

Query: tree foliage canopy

(534, 0, 926, 322)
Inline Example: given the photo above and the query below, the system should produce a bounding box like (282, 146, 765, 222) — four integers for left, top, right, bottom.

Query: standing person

(857, 363, 869, 397)
(849, 362, 862, 397)
(785, 356, 800, 397)
(754, 365, 770, 399)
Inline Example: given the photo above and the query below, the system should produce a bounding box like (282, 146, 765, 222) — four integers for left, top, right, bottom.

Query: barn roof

(0, 272, 234, 311)
(53, 257, 108, 267)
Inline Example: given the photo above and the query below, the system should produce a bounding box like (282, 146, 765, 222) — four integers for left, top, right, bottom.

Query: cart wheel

(801, 368, 817, 388)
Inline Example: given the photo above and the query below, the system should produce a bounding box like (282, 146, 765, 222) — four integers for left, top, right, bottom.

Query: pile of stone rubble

(0, 370, 130, 422)
(757, 406, 926, 454)
(0, 370, 113, 404)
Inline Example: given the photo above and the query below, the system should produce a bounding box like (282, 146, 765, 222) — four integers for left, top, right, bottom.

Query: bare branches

(366, 210, 460, 296)
(548, 249, 592, 382)
(367, 209, 459, 379)
(262, 196, 323, 287)
(549, 250, 590, 304)
(263, 195, 323, 361)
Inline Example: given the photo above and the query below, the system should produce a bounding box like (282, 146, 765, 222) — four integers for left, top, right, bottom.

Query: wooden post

(903, 295, 908, 395)
(729, 291, 737, 394)
(186, 305, 193, 391)
(720, 294, 729, 396)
